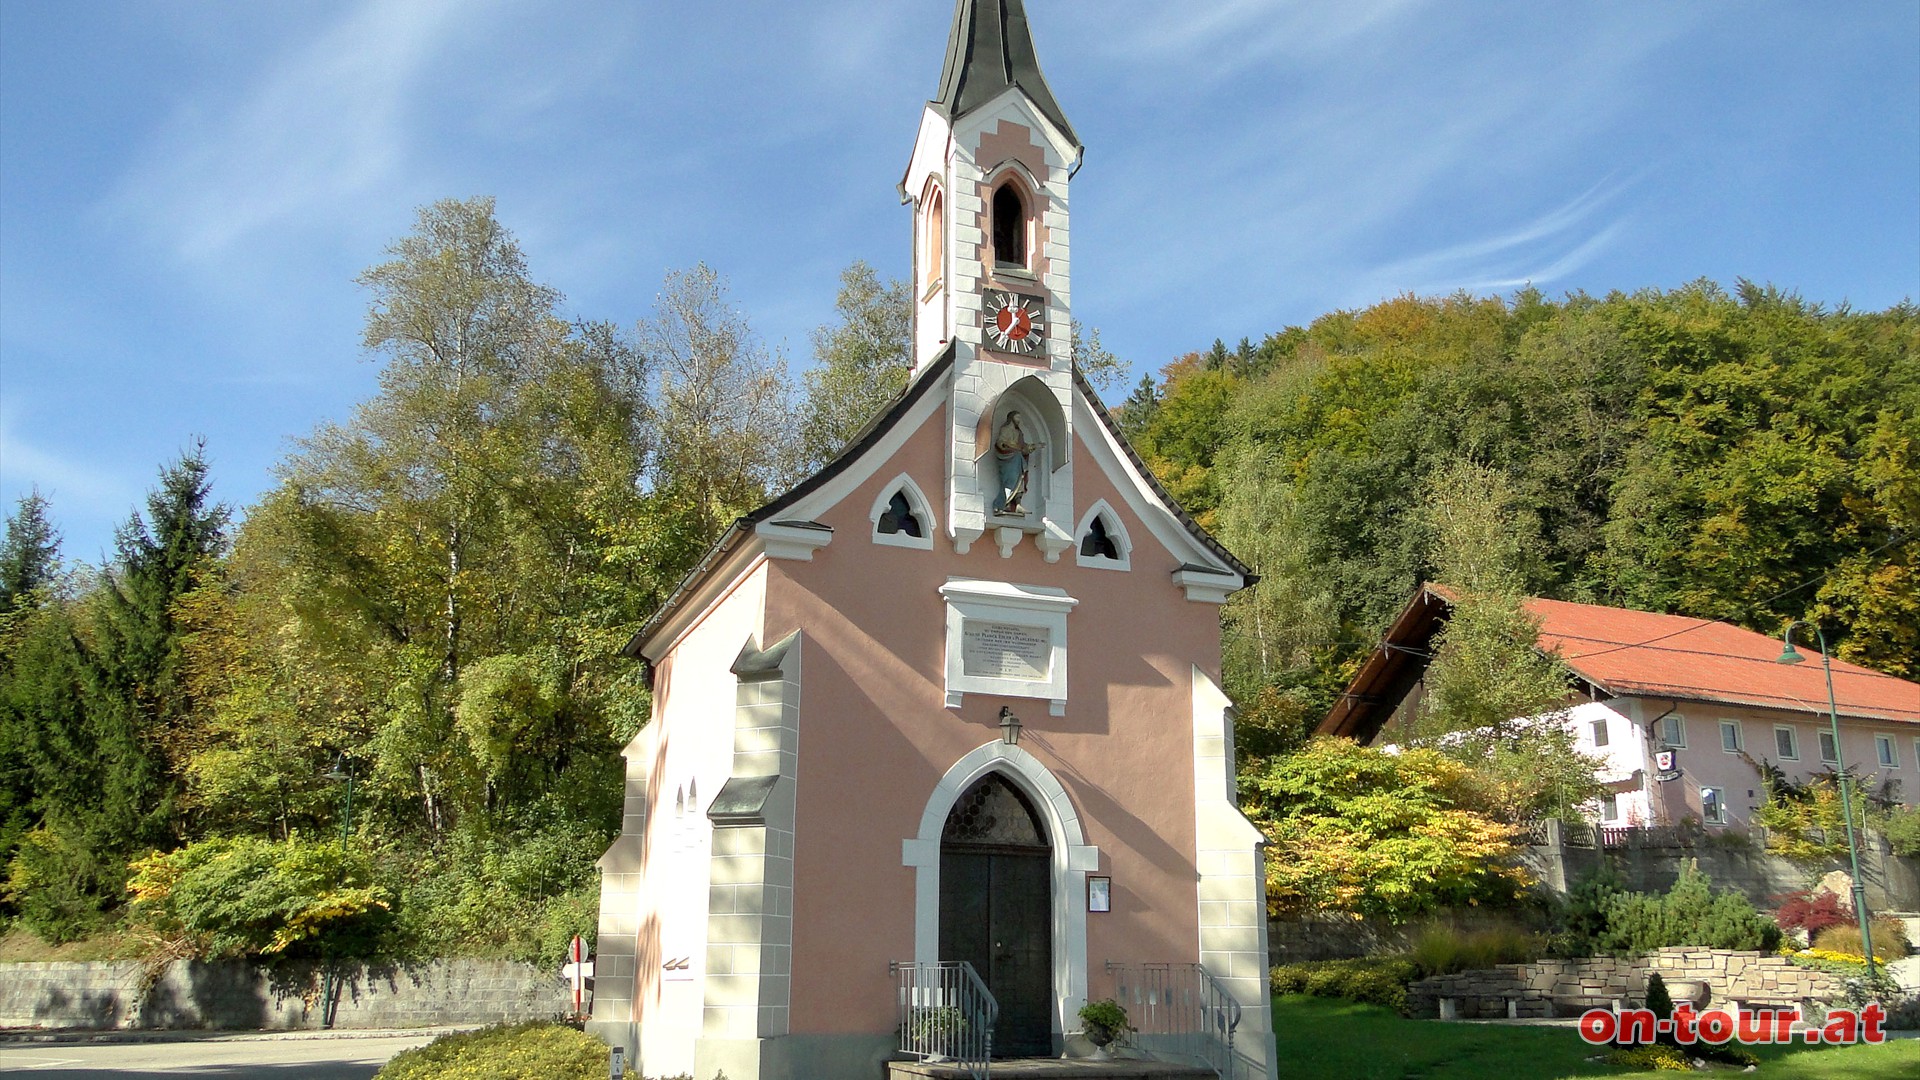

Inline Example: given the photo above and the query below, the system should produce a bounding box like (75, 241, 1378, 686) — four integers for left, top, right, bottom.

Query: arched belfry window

(992, 182, 1027, 269)
(871, 473, 935, 551)
(925, 186, 945, 293)
(1074, 500, 1132, 570)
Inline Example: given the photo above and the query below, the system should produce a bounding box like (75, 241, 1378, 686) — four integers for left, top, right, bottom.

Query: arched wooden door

(939, 773, 1054, 1058)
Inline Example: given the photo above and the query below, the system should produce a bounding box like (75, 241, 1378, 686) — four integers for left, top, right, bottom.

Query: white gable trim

(783, 374, 948, 524)
(1070, 390, 1241, 586)
(868, 473, 936, 551)
(1072, 498, 1132, 571)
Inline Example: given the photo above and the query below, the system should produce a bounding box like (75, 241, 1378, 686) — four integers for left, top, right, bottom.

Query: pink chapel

(588, 4, 1278, 1078)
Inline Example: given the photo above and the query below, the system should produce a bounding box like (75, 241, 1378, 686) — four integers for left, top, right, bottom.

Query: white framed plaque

(1088, 876, 1111, 913)
(940, 578, 1077, 715)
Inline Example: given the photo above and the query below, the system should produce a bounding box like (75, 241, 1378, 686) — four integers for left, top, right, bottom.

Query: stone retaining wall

(1405, 948, 1845, 1020)
(0, 959, 571, 1031)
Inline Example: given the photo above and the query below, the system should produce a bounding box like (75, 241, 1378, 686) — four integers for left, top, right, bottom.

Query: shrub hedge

(1270, 958, 1419, 1011)
(374, 1022, 609, 1080)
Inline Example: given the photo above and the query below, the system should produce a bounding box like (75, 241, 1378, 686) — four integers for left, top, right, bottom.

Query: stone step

(888, 1058, 1214, 1079)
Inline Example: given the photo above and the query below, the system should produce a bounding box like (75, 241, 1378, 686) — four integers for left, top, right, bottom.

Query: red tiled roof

(1523, 596, 1920, 725)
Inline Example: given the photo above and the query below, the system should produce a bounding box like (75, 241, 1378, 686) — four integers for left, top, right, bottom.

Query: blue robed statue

(992, 410, 1043, 515)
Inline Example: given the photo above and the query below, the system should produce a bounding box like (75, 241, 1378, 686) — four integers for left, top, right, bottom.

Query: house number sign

(961, 621, 1052, 681)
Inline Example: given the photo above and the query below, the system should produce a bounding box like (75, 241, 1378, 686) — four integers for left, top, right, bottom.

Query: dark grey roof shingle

(933, 0, 1080, 154)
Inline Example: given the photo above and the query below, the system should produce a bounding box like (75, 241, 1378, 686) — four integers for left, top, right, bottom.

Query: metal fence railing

(890, 960, 996, 1080)
(1103, 961, 1243, 1079)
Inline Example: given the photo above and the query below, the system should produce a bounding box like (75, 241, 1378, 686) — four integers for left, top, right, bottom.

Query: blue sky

(3, 1, 1916, 564)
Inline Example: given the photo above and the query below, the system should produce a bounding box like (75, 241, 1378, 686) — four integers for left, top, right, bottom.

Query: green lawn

(1270, 995, 1920, 1080)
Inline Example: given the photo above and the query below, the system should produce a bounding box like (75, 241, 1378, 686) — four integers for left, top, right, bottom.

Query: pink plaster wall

(1633, 700, 1920, 828)
(764, 410, 1222, 1035)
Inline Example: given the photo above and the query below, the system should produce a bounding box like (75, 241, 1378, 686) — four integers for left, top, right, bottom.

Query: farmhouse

(588, 4, 1277, 1079)
(1317, 584, 1920, 831)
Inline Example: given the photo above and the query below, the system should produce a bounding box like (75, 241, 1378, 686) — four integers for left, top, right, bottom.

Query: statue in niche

(992, 410, 1044, 516)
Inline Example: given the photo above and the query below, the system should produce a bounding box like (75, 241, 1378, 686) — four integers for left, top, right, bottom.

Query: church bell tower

(903, 0, 1083, 561)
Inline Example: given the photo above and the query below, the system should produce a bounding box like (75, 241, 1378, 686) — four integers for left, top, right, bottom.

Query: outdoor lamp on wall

(999, 706, 1022, 746)
(1778, 620, 1876, 977)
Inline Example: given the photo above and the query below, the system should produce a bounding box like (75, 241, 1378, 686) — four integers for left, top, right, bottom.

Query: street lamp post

(1777, 621, 1876, 978)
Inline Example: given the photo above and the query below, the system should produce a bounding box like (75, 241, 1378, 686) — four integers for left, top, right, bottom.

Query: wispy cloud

(100, 0, 481, 263)
(1357, 173, 1643, 297)
(0, 402, 135, 525)
(1100, 0, 1429, 75)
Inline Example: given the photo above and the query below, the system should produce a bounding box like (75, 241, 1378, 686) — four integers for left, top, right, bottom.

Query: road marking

(14, 1056, 87, 1069)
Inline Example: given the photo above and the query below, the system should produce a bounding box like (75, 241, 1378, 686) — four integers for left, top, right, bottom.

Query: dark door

(939, 775, 1054, 1058)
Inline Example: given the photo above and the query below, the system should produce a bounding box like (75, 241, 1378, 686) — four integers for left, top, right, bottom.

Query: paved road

(0, 1031, 446, 1078)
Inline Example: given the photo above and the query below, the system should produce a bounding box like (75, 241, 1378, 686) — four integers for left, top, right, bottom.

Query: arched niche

(974, 376, 1068, 526)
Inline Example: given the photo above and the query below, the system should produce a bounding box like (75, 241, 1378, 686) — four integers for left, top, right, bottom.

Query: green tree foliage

(1119, 283, 1917, 725)
(0, 491, 62, 611)
(799, 261, 911, 469)
(1753, 767, 1879, 863)
(1243, 737, 1530, 920)
(128, 835, 390, 959)
(1556, 862, 1782, 956)
(642, 262, 797, 547)
(238, 198, 653, 848)
(88, 442, 230, 847)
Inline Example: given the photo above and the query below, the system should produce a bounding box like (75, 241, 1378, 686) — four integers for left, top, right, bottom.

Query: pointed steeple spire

(933, 0, 1080, 153)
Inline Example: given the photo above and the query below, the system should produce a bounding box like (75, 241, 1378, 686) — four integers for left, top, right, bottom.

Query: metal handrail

(890, 960, 996, 1080)
(1104, 961, 1243, 1079)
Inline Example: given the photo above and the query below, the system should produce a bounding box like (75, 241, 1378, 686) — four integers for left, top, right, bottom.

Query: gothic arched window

(871, 474, 935, 551)
(1080, 516, 1119, 561)
(925, 187, 945, 291)
(992, 182, 1027, 269)
(878, 491, 925, 538)
(1074, 500, 1131, 570)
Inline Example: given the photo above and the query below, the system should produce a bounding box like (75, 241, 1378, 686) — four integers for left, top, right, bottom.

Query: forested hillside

(1121, 285, 1919, 759)
(1, 197, 1913, 960)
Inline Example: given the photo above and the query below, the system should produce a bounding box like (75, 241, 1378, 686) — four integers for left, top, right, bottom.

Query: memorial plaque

(961, 620, 1052, 681)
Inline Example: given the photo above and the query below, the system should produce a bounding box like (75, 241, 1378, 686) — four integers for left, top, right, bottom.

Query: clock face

(984, 290, 1046, 355)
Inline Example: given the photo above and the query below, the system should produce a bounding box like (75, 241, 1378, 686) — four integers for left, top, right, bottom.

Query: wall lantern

(999, 706, 1023, 746)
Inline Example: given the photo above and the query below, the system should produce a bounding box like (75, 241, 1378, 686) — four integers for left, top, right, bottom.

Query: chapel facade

(589, 4, 1276, 1078)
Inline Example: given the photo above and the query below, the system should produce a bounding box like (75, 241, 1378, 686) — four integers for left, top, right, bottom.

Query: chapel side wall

(764, 417, 1218, 1037)
(613, 562, 769, 1079)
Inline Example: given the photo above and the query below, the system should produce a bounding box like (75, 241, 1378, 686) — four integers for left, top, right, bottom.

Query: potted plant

(1078, 998, 1131, 1059)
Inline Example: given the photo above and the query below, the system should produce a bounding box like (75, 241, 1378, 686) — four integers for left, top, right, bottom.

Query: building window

(1701, 786, 1725, 825)
(992, 182, 1027, 269)
(1080, 516, 1119, 560)
(1774, 725, 1798, 761)
(1721, 720, 1742, 753)
(1600, 794, 1620, 822)
(870, 474, 935, 551)
(1591, 719, 1609, 747)
(925, 187, 945, 292)
(878, 491, 924, 538)
(1661, 714, 1687, 748)
(1819, 729, 1839, 764)
(1073, 500, 1132, 570)
(1914, 737, 1920, 771)
(1877, 734, 1897, 768)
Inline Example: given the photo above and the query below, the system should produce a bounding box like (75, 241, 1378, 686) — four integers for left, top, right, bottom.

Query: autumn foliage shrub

(1811, 917, 1913, 962)
(1773, 890, 1851, 940)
